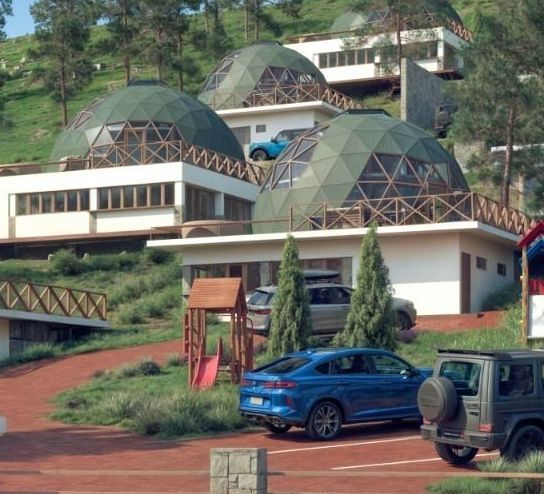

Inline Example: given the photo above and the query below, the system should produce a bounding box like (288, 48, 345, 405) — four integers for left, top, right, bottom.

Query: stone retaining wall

(210, 448, 267, 494)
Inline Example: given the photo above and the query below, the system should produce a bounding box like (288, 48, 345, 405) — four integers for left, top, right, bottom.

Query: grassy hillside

(0, 0, 488, 165)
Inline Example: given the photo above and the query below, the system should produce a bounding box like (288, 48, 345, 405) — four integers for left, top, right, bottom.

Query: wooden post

(521, 246, 529, 342)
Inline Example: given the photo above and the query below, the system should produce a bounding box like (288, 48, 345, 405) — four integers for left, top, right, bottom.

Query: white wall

(219, 107, 334, 158)
(0, 319, 9, 358)
(0, 161, 260, 240)
(459, 233, 516, 312)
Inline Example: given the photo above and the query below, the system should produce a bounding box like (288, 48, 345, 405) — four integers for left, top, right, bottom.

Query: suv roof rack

(437, 348, 513, 359)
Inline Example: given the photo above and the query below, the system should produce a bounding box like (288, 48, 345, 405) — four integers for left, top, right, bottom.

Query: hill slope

(0, 0, 488, 165)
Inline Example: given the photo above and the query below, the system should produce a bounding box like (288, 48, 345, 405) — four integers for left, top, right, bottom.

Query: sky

(4, 0, 35, 39)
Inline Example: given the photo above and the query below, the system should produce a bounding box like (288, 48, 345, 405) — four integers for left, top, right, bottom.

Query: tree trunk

(60, 62, 68, 128)
(177, 34, 183, 92)
(502, 107, 515, 208)
(254, 0, 259, 40)
(244, 1, 249, 41)
(395, 12, 403, 72)
(156, 30, 163, 80)
(123, 0, 131, 84)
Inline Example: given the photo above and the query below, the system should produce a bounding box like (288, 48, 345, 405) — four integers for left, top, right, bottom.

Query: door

(461, 252, 471, 313)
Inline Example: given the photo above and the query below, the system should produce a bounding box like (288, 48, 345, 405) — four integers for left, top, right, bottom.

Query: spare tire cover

(417, 376, 458, 422)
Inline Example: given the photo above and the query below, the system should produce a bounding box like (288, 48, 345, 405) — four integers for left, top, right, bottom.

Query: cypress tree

(267, 235, 311, 357)
(335, 223, 396, 350)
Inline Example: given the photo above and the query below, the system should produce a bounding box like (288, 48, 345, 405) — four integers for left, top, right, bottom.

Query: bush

(102, 392, 138, 420)
(84, 253, 140, 272)
(115, 304, 146, 325)
(482, 282, 521, 310)
(0, 342, 61, 368)
(51, 249, 85, 275)
(138, 358, 161, 376)
(144, 248, 174, 265)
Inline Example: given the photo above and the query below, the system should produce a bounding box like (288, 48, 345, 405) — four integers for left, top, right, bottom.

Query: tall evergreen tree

(450, 0, 544, 208)
(267, 235, 311, 358)
(30, 0, 98, 127)
(350, 0, 454, 72)
(103, 0, 139, 84)
(334, 224, 396, 350)
(0, 0, 12, 41)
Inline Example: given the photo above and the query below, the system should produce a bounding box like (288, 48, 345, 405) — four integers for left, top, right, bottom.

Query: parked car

(240, 347, 432, 440)
(249, 128, 310, 161)
(247, 271, 417, 336)
(418, 349, 544, 464)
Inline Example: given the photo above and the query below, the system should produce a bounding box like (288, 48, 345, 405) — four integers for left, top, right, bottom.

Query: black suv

(418, 349, 544, 464)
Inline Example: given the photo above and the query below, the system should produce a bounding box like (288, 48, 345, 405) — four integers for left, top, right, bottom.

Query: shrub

(144, 248, 174, 265)
(84, 253, 140, 272)
(115, 304, 146, 325)
(102, 392, 137, 420)
(51, 249, 85, 275)
(482, 282, 521, 310)
(0, 342, 61, 368)
(137, 358, 161, 376)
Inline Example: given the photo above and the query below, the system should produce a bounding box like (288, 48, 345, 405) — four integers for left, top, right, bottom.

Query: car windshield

(254, 356, 310, 374)
(248, 290, 274, 306)
(439, 361, 481, 396)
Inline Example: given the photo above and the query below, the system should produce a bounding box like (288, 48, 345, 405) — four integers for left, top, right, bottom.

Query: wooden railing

(0, 280, 107, 321)
(0, 142, 266, 186)
(289, 192, 535, 236)
(210, 83, 364, 111)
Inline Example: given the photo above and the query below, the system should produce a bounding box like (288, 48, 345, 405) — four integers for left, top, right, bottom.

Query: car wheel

(251, 149, 268, 161)
(501, 425, 544, 460)
(435, 443, 478, 465)
(396, 311, 411, 331)
(305, 401, 342, 440)
(263, 421, 292, 434)
(417, 377, 458, 423)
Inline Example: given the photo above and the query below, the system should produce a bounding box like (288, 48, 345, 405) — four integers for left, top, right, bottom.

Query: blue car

(239, 347, 432, 440)
(249, 128, 309, 161)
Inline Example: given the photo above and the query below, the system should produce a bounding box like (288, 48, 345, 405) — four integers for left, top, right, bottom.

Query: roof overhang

(0, 309, 109, 329)
(217, 100, 341, 118)
(147, 221, 521, 255)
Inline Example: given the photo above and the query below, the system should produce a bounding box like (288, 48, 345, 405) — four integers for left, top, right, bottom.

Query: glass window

(109, 187, 120, 209)
(256, 124, 266, 133)
(136, 185, 148, 207)
(476, 256, 487, 270)
(16, 195, 27, 215)
(346, 50, 355, 65)
(67, 190, 78, 211)
(497, 263, 506, 276)
(255, 357, 310, 374)
(30, 194, 40, 214)
(248, 290, 274, 306)
(318, 53, 328, 68)
(439, 361, 481, 396)
(329, 52, 338, 67)
(123, 186, 134, 208)
(371, 354, 412, 375)
(55, 191, 65, 212)
(80, 191, 89, 211)
(98, 189, 109, 209)
(499, 364, 534, 397)
(41, 193, 53, 214)
(164, 183, 175, 205)
(150, 184, 162, 206)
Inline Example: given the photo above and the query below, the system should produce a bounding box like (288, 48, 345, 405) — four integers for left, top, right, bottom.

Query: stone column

(210, 448, 267, 494)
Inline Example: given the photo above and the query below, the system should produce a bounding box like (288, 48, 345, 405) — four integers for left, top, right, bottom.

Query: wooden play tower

(184, 277, 253, 390)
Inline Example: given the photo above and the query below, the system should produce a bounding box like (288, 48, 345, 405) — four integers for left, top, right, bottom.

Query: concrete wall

(0, 319, 9, 358)
(401, 58, 446, 131)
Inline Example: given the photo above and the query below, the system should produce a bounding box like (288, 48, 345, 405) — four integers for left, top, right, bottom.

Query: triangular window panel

(344, 185, 364, 205)
(290, 161, 309, 185)
(274, 165, 290, 189)
(376, 153, 402, 176)
(361, 154, 385, 178)
(396, 156, 417, 178)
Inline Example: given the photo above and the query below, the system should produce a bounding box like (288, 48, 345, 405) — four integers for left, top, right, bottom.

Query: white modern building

(284, 7, 471, 94)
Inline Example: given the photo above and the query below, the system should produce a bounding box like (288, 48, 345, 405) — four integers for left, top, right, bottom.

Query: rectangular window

(150, 184, 162, 206)
(136, 185, 148, 207)
(346, 50, 355, 65)
(98, 189, 109, 210)
(67, 190, 78, 211)
(30, 194, 40, 214)
(111, 187, 121, 209)
(318, 53, 328, 68)
(55, 191, 66, 212)
(328, 52, 338, 67)
(16, 195, 27, 215)
(497, 263, 506, 276)
(499, 364, 534, 397)
(476, 256, 487, 271)
(256, 124, 266, 133)
(164, 183, 175, 205)
(123, 187, 134, 208)
(16, 190, 89, 215)
(42, 193, 53, 213)
(439, 361, 481, 396)
(80, 191, 89, 211)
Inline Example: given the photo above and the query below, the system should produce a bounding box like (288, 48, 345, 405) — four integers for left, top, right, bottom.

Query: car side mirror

(401, 368, 419, 377)
(271, 137, 276, 142)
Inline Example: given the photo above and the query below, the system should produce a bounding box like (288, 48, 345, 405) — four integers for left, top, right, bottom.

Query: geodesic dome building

(254, 110, 469, 232)
(50, 80, 244, 164)
(198, 41, 327, 111)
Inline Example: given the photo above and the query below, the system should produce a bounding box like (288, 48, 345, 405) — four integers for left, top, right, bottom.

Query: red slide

(192, 338, 223, 390)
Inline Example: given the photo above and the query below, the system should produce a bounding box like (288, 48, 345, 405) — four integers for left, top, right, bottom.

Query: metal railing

(0, 280, 107, 321)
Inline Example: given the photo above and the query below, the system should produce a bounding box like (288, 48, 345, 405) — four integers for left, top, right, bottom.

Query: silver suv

(247, 271, 417, 336)
(418, 349, 544, 464)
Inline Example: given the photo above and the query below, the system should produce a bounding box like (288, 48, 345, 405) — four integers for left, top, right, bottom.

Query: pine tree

(335, 223, 396, 350)
(267, 235, 311, 358)
(0, 0, 12, 42)
(450, 0, 544, 208)
(103, 0, 139, 85)
(30, 0, 98, 127)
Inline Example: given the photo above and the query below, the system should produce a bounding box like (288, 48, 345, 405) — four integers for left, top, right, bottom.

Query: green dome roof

(254, 110, 469, 232)
(330, 1, 463, 32)
(51, 80, 244, 162)
(199, 41, 327, 110)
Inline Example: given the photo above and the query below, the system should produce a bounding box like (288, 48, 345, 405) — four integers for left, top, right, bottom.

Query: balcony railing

(0, 142, 266, 186)
(0, 280, 107, 321)
(150, 192, 535, 240)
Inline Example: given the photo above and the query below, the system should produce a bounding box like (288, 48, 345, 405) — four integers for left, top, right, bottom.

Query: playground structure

(519, 221, 544, 339)
(183, 277, 253, 390)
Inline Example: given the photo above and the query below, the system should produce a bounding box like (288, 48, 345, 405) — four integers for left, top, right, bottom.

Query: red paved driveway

(0, 341, 484, 494)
